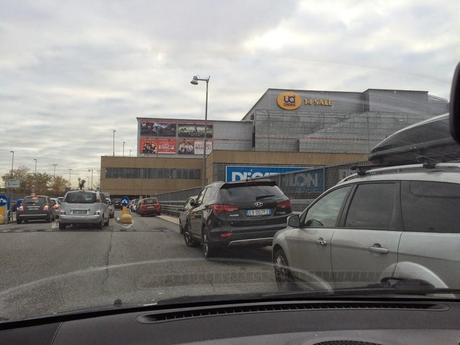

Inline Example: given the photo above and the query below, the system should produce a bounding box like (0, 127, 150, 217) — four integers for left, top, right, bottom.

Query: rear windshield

(64, 192, 97, 204)
(143, 198, 158, 204)
(220, 185, 285, 203)
(23, 197, 46, 205)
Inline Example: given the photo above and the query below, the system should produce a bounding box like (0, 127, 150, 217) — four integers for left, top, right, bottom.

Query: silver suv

(273, 163, 460, 291)
(59, 190, 110, 230)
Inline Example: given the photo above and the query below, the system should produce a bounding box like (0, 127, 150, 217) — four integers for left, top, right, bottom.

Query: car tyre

(59, 223, 66, 230)
(46, 215, 52, 223)
(104, 216, 110, 226)
(273, 248, 297, 291)
(17, 218, 22, 224)
(184, 223, 198, 247)
(97, 218, 104, 229)
(202, 231, 217, 259)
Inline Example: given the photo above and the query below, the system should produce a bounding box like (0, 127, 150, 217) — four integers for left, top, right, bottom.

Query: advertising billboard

(140, 121, 177, 137)
(178, 124, 213, 138)
(177, 139, 212, 155)
(225, 166, 307, 182)
(140, 138, 176, 154)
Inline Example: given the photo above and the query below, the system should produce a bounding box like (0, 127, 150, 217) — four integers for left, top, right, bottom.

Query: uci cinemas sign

(276, 91, 333, 110)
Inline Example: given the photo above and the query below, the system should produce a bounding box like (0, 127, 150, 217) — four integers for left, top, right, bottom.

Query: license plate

(147, 206, 155, 209)
(246, 209, 271, 217)
(28, 206, 39, 210)
(72, 210, 87, 215)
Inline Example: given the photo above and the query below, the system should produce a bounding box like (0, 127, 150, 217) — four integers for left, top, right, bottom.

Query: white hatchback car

(273, 163, 460, 291)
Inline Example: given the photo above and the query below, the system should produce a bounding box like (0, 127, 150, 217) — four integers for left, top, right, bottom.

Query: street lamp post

(9, 151, 14, 175)
(123, 141, 126, 157)
(190, 75, 210, 187)
(52, 164, 57, 178)
(88, 169, 94, 190)
(129, 149, 132, 157)
(68, 169, 72, 188)
(33, 159, 37, 175)
(112, 129, 116, 156)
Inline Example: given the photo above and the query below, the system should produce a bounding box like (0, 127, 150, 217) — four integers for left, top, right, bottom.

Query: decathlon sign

(225, 166, 307, 182)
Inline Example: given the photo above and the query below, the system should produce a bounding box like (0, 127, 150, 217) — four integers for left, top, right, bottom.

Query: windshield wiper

(255, 194, 276, 200)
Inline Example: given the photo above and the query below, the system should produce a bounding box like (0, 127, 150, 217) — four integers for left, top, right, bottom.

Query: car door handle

(317, 237, 327, 246)
(368, 244, 389, 254)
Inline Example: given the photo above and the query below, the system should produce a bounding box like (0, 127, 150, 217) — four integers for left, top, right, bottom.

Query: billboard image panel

(178, 124, 213, 138)
(140, 121, 177, 137)
(177, 139, 213, 155)
(140, 138, 176, 154)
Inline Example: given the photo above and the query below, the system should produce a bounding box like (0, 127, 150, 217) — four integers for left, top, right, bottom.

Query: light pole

(52, 163, 57, 178)
(88, 169, 94, 190)
(33, 159, 37, 174)
(122, 141, 126, 157)
(129, 149, 132, 157)
(190, 75, 210, 187)
(9, 151, 14, 175)
(112, 129, 116, 156)
(68, 169, 72, 187)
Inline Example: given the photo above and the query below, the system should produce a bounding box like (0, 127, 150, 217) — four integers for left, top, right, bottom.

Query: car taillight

(43, 205, 49, 211)
(220, 231, 233, 239)
(211, 204, 239, 214)
(277, 199, 291, 209)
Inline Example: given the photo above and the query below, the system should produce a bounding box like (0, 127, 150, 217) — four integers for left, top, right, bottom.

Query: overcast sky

(1, 0, 459, 186)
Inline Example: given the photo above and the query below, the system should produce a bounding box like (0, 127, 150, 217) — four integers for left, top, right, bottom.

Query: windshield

(64, 192, 97, 204)
(23, 197, 46, 205)
(1, 0, 459, 324)
(221, 185, 285, 203)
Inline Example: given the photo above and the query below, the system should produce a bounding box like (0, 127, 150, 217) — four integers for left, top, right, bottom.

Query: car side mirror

(287, 214, 300, 228)
(450, 61, 460, 143)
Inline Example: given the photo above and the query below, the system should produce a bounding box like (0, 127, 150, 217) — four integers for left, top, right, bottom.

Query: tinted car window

(345, 183, 398, 230)
(65, 192, 97, 204)
(23, 197, 46, 205)
(220, 185, 285, 203)
(303, 186, 351, 228)
(143, 198, 158, 204)
(401, 181, 460, 233)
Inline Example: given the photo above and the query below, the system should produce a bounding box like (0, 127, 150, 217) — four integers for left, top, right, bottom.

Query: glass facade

(105, 167, 201, 180)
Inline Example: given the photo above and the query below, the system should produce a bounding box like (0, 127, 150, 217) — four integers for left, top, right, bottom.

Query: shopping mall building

(100, 88, 448, 197)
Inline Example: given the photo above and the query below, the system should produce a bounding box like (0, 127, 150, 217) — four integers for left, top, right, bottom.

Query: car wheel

(184, 223, 198, 247)
(273, 248, 297, 291)
(46, 215, 51, 223)
(97, 218, 104, 229)
(16, 218, 22, 224)
(59, 223, 66, 230)
(202, 231, 216, 259)
(104, 216, 110, 226)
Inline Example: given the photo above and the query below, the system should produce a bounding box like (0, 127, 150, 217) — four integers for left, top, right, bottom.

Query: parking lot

(0, 211, 277, 321)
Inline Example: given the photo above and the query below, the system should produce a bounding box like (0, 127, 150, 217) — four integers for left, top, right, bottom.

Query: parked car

(129, 199, 138, 212)
(106, 198, 115, 218)
(273, 163, 460, 291)
(179, 195, 197, 234)
(16, 195, 55, 223)
(137, 197, 161, 216)
(184, 180, 291, 258)
(59, 190, 110, 230)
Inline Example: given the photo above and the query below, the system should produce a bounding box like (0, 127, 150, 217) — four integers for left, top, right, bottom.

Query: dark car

(16, 195, 56, 223)
(183, 180, 291, 258)
(179, 195, 197, 234)
(137, 197, 161, 216)
(113, 198, 122, 209)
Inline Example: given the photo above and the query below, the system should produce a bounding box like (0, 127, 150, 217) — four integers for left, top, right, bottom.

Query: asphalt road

(0, 212, 277, 321)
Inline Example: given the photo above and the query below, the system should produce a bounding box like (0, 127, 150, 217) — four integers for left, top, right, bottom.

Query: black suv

(183, 180, 291, 258)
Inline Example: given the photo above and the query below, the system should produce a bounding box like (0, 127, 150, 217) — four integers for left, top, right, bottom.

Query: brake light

(277, 199, 291, 209)
(211, 204, 239, 214)
(220, 231, 233, 239)
(43, 205, 49, 211)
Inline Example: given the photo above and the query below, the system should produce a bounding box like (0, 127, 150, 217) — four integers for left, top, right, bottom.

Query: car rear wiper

(255, 194, 276, 200)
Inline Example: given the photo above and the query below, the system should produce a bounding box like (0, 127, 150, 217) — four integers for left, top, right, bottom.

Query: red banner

(140, 138, 176, 154)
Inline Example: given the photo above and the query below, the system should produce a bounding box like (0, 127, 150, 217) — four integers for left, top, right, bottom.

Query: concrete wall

(213, 121, 253, 150)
